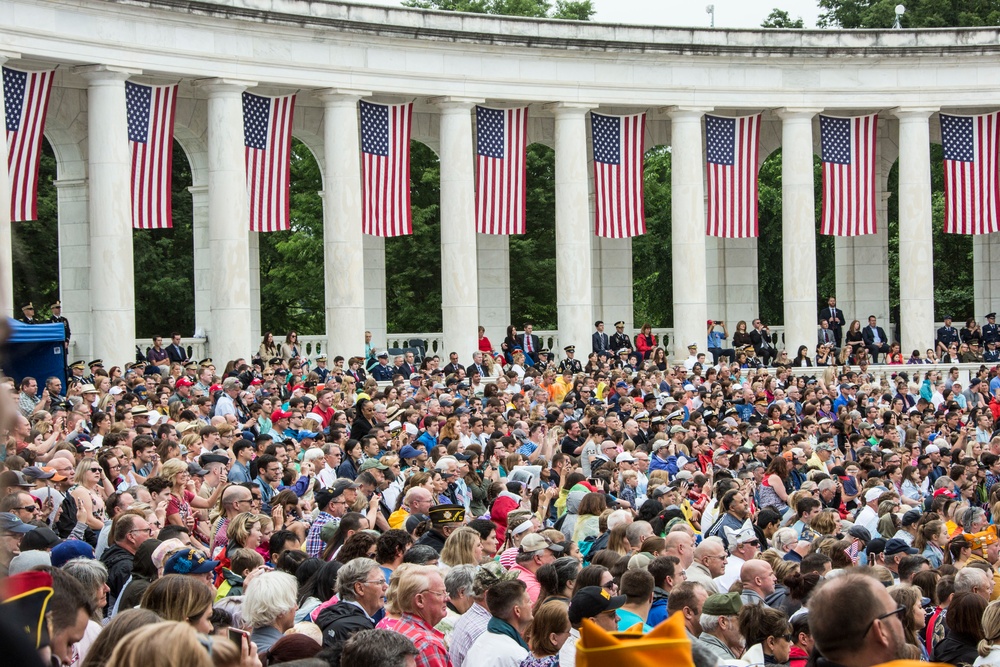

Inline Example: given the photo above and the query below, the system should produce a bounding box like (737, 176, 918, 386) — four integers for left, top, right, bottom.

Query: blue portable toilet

(2, 319, 67, 392)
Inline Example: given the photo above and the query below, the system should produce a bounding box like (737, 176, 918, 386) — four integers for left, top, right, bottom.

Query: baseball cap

(20, 466, 55, 481)
(568, 586, 627, 626)
(271, 409, 292, 422)
(0, 471, 33, 489)
(884, 538, 919, 557)
(50, 539, 95, 568)
(0, 512, 36, 534)
(864, 488, 884, 503)
(519, 534, 564, 555)
(615, 452, 636, 464)
(359, 459, 389, 472)
(901, 510, 922, 527)
(163, 547, 220, 575)
(20, 526, 61, 551)
(399, 445, 424, 460)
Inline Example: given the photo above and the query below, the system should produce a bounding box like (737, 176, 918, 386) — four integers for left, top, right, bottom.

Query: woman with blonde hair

(106, 622, 213, 667)
(160, 458, 224, 534)
(810, 510, 840, 537)
(976, 599, 1000, 665)
(440, 526, 486, 567)
(71, 456, 111, 531)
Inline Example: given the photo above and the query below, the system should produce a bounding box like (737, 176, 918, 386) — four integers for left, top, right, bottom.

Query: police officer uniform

(983, 313, 1000, 345)
(48, 301, 71, 344)
(557, 346, 583, 374)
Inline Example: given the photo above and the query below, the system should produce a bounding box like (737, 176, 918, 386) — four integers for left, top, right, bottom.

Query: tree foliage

(510, 144, 557, 328)
(761, 8, 805, 27)
(633, 147, 673, 326)
(817, 0, 1000, 28)
(402, 0, 595, 19)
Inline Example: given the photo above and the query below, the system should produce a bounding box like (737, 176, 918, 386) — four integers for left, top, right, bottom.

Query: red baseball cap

(175, 377, 193, 387)
(271, 409, 292, 422)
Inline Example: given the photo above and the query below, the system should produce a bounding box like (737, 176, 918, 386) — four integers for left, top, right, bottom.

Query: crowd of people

(6, 319, 1000, 667)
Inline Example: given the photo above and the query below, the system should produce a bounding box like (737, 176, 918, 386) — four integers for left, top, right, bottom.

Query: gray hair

(242, 570, 298, 628)
(444, 564, 477, 599)
(818, 479, 837, 492)
(222, 377, 242, 391)
(700, 613, 725, 633)
(955, 567, 989, 594)
(772, 528, 799, 553)
(61, 557, 108, 600)
(961, 508, 987, 533)
(336, 557, 380, 602)
(304, 447, 326, 464)
(625, 521, 653, 546)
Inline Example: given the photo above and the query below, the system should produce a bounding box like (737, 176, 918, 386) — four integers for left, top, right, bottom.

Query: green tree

(402, 0, 595, 19)
(258, 139, 325, 335)
(12, 139, 58, 316)
(632, 147, 673, 326)
(510, 144, 557, 328)
(761, 8, 805, 27)
(817, 0, 1000, 28)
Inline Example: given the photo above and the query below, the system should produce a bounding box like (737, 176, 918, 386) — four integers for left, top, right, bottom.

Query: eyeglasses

(601, 582, 618, 591)
(9, 506, 37, 512)
(863, 605, 907, 637)
(89, 467, 102, 474)
(363, 578, 387, 587)
(420, 589, 448, 598)
(129, 527, 153, 535)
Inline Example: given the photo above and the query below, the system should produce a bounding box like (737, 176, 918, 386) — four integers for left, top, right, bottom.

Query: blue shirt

(227, 460, 252, 483)
(707, 331, 726, 349)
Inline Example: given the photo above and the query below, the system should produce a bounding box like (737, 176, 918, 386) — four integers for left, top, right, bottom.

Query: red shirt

(393, 613, 452, 667)
(312, 405, 335, 429)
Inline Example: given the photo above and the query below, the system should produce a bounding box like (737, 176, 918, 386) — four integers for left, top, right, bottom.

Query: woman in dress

(478, 326, 494, 355)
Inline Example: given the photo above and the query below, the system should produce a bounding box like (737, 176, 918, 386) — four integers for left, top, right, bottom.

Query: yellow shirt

(388, 508, 410, 530)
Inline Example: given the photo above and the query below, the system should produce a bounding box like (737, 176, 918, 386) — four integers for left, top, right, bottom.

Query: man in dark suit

(936, 315, 960, 356)
(862, 315, 890, 362)
(442, 352, 462, 377)
(820, 296, 846, 348)
(466, 351, 487, 378)
(48, 301, 71, 346)
(592, 321, 610, 357)
(518, 322, 541, 364)
(750, 318, 777, 366)
(166, 332, 189, 364)
(18, 302, 38, 324)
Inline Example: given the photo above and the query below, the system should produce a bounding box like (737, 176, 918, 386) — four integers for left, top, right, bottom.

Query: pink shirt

(509, 563, 541, 604)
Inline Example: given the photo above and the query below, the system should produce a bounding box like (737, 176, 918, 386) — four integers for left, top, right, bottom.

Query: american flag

(591, 112, 646, 238)
(476, 106, 527, 235)
(844, 538, 861, 565)
(360, 100, 412, 237)
(705, 113, 761, 238)
(243, 92, 295, 232)
(3, 67, 54, 222)
(820, 113, 878, 236)
(941, 111, 1000, 235)
(126, 82, 177, 229)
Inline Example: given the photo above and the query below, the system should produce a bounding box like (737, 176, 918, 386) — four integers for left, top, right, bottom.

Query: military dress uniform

(535, 350, 551, 373)
(18, 302, 37, 324)
(557, 346, 583, 374)
(610, 321, 633, 355)
(983, 314, 1000, 345)
(936, 319, 960, 350)
(48, 301, 71, 346)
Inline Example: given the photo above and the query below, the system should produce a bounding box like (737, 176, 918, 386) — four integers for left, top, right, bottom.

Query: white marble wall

(476, 233, 510, 350)
(54, 178, 90, 357)
(363, 234, 387, 354)
(592, 235, 633, 332)
(189, 185, 211, 338)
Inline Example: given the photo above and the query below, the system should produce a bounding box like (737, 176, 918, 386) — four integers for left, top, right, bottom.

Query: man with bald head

(809, 573, 908, 667)
(663, 530, 695, 570)
(739, 560, 776, 606)
(213, 484, 254, 554)
(686, 536, 725, 595)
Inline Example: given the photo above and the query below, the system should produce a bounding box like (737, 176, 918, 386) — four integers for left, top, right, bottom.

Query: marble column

(55, 178, 90, 359)
(592, 235, 633, 331)
(477, 233, 510, 350)
(432, 97, 482, 364)
(777, 108, 822, 354)
(547, 102, 593, 355)
(75, 65, 137, 365)
(188, 185, 211, 338)
(193, 78, 256, 363)
(667, 106, 711, 361)
(894, 108, 937, 353)
(973, 234, 1000, 317)
(317, 89, 370, 357)
(0, 51, 19, 318)
(363, 234, 387, 353)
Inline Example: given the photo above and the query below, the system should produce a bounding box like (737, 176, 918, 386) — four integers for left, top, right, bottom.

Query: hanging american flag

(820, 113, 878, 236)
(705, 113, 761, 238)
(591, 112, 646, 238)
(360, 100, 412, 237)
(940, 111, 1000, 235)
(476, 106, 527, 235)
(243, 92, 295, 232)
(126, 82, 177, 230)
(3, 67, 54, 222)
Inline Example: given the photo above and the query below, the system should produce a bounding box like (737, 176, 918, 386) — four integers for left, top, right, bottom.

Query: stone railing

(114, 338, 208, 364)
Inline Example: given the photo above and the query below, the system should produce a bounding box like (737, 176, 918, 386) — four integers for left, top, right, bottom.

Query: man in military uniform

(984, 313, 1000, 346)
(67, 360, 86, 386)
(414, 503, 465, 554)
(314, 355, 330, 383)
(86, 360, 104, 384)
(936, 315, 960, 356)
(558, 346, 583, 374)
(18, 302, 38, 324)
(610, 321, 633, 356)
(986, 339, 1000, 363)
(535, 349, 551, 372)
(48, 301, 71, 347)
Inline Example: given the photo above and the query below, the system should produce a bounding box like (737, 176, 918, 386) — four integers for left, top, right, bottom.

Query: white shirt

(855, 505, 880, 538)
(463, 628, 528, 667)
(714, 555, 746, 593)
(317, 465, 339, 489)
(559, 628, 579, 667)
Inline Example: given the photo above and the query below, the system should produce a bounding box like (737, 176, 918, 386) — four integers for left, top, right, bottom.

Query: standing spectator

(821, 296, 846, 348)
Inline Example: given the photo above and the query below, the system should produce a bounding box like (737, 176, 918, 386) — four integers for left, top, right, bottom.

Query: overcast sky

(356, 0, 824, 28)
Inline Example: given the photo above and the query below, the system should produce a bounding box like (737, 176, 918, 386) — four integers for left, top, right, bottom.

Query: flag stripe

(705, 114, 761, 238)
(475, 106, 528, 235)
(820, 113, 878, 236)
(942, 111, 1000, 235)
(128, 82, 177, 229)
(360, 101, 412, 237)
(244, 92, 295, 233)
(591, 111, 646, 239)
(4, 67, 55, 222)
